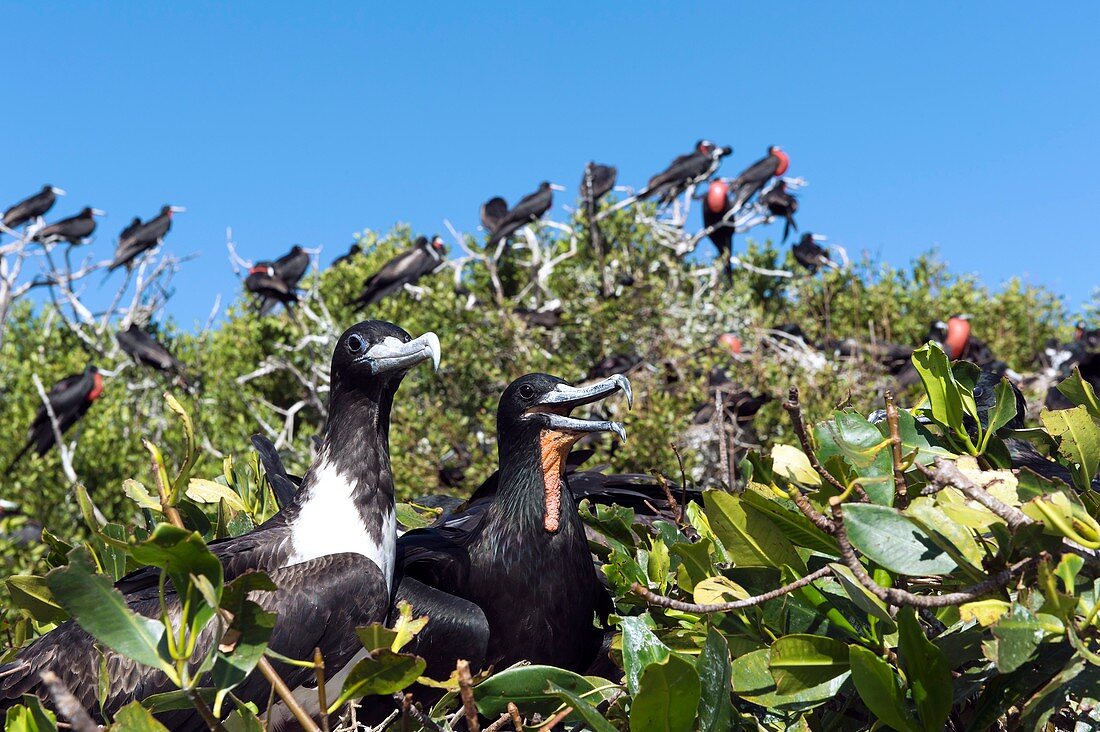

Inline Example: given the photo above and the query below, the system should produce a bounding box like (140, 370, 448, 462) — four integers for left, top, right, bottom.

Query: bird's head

(430, 235, 446, 253)
(770, 146, 790, 176)
(330, 321, 440, 391)
(706, 179, 730, 213)
(164, 205, 186, 217)
(86, 366, 104, 402)
(497, 373, 631, 533)
(82, 207, 106, 217)
(248, 263, 276, 277)
(697, 140, 714, 154)
(47, 185, 66, 196)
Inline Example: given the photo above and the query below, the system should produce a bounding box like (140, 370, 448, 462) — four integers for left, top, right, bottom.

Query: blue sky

(3, 3, 1097, 327)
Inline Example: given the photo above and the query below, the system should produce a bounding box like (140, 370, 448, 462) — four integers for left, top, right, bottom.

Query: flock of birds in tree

(2, 142, 1100, 727)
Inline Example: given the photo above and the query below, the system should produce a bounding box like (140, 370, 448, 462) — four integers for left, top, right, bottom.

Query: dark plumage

(246, 245, 310, 314)
(333, 242, 362, 266)
(484, 183, 558, 246)
(580, 162, 617, 205)
(702, 179, 734, 281)
(5, 366, 103, 471)
(395, 374, 633, 675)
(3, 186, 64, 229)
(115, 324, 187, 380)
(31, 207, 103, 245)
(0, 322, 441, 727)
(728, 145, 790, 210)
(792, 233, 838, 273)
(109, 205, 184, 271)
(351, 236, 446, 309)
(639, 140, 731, 205)
(759, 180, 799, 242)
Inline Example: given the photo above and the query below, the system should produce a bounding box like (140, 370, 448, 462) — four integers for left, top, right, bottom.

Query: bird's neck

(287, 381, 398, 587)
(488, 436, 581, 541)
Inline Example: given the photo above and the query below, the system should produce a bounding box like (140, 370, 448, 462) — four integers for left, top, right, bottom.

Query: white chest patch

(286, 459, 397, 590)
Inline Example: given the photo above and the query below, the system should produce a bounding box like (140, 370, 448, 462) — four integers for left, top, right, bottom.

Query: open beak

(170, 206, 187, 213)
(90, 209, 107, 216)
(361, 332, 441, 375)
(525, 374, 633, 441)
(51, 187, 67, 196)
(549, 183, 567, 192)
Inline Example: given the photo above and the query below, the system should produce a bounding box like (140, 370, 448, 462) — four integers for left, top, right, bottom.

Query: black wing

(581, 163, 617, 203)
(274, 248, 310, 287)
(251, 434, 300, 509)
(480, 197, 508, 231)
(352, 247, 434, 308)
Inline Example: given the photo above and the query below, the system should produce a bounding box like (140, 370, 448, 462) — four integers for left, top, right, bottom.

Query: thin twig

(315, 647, 330, 732)
(631, 566, 832, 613)
(393, 693, 443, 732)
(916, 458, 1034, 530)
(884, 391, 909, 509)
(483, 712, 514, 732)
(457, 659, 479, 732)
(38, 671, 98, 732)
(188, 689, 229, 732)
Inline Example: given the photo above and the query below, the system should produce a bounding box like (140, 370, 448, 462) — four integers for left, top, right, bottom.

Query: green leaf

(394, 502, 440, 530)
(474, 665, 596, 718)
(621, 616, 671, 695)
(768, 634, 850, 695)
(129, 524, 223, 637)
(815, 410, 895, 504)
(741, 487, 839, 556)
(123, 480, 162, 512)
(328, 649, 425, 711)
(695, 627, 733, 732)
(210, 600, 274, 707)
(185, 478, 248, 513)
(1041, 406, 1100, 490)
(45, 548, 176, 678)
(911, 344, 969, 439)
(988, 605, 1046, 673)
(1057, 366, 1100, 420)
(703, 490, 805, 572)
(897, 609, 952, 732)
(355, 624, 399, 653)
(730, 648, 848, 711)
(841, 503, 957, 576)
(829, 563, 897, 633)
(4, 695, 57, 732)
(628, 654, 701, 732)
(110, 702, 170, 731)
(669, 539, 712, 592)
(5, 575, 68, 624)
(546, 683, 618, 732)
(849, 645, 921, 732)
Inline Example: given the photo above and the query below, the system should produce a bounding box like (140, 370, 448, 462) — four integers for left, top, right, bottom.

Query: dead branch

(632, 566, 832, 613)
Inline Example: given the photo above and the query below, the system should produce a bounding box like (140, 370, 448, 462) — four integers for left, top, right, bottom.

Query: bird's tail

(782, 215, 798, 243)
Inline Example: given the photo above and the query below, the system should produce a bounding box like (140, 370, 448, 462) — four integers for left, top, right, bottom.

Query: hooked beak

(811, 234, 828, 242)
(360, 332, 441, 375)
(548, 183, 567, 192)
(90, 209, 106, 216)
(525, 374, 633, 442)
(719, 146, 733, 156)
(170, 206, 187, 213)
(51, 187, 67, 196)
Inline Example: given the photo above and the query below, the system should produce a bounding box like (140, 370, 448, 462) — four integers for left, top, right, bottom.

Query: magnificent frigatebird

(115, 324, 188, 381)
(108, 205, 185, 271)
(1075, 321, 1100, 351)
(2, 186, 65, 230)
(637, 140, 732, 206)
(351, 236, 446, 309)
(792, 233, 838, 273)
(395, 373, 632, 675)
(580, 162, 617, 206)
(5, 366, 103, 471)
(728, 146, 790, 211)
(483, 182, 565, 246)
(118, 216, 142, 243)
(246, 245, 310, 314)
(30, 207, 105, 245)
(759, 180, 799, 242)
(0, 322, 441, 728)
(702, 179, 734, 281)
(333, 242, 362, 266)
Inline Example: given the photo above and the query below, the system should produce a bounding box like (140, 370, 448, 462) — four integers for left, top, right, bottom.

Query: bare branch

(632, 566, 832, 613)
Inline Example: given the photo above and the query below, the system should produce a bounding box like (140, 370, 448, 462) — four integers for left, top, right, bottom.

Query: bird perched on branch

(115, 324, 189, 384)
(395, 373, 632, 677)
(2, 185, 65, 230)
(702, 179, 735, 281)
(108, 205, 185, 271)
(638, 140, 732, 205)
(580, 162, 617, 207)
(728, 145, 790, 211)
(351, 235, 446, 309)
(5, 366, 103, 471)
(245, 245, 309, 314)
(759, 180, 799, 242)
(0, 322, 442, 729)
(482, 182, 563, 246)
(30, 207, 105, 245)
(332, 242, 362, 266)
(792, 233, 838, 273)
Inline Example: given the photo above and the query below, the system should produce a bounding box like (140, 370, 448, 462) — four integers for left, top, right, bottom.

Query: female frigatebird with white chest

(395, 372, 632, 674)
(0, 321, 441, 729)
(2, 185, 65, 230)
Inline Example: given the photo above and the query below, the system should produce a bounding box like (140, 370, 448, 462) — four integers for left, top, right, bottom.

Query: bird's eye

(347, 334, 366, 354)
(518, 384, 536, 400)
(973, 387, 985, 398)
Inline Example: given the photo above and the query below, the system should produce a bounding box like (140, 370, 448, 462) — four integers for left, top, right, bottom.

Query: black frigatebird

(108, 205, 186, 271)
(115, 324, 188, 382)
(702, 179, 735, 282)
(2, 186, 65, 230)
(728, 145, 790, 211)
(246, 245, 310, 314)
(333, 242, 362, 266)
(31, 207, 105, 245)
(118, 217, 142, 243)
(792, 233, 838, 273)
(483, 182, 565, 246)
(351, 236, 446, 309)
(395, 373, 632, 675)
(927, 316, 1001, 370)
(5, 366, 103, 471)
(637, 140, 732, 206)
(0, 322, 441, 728)
(580, 162, 617, 206)
(759, 180, 799, 242)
